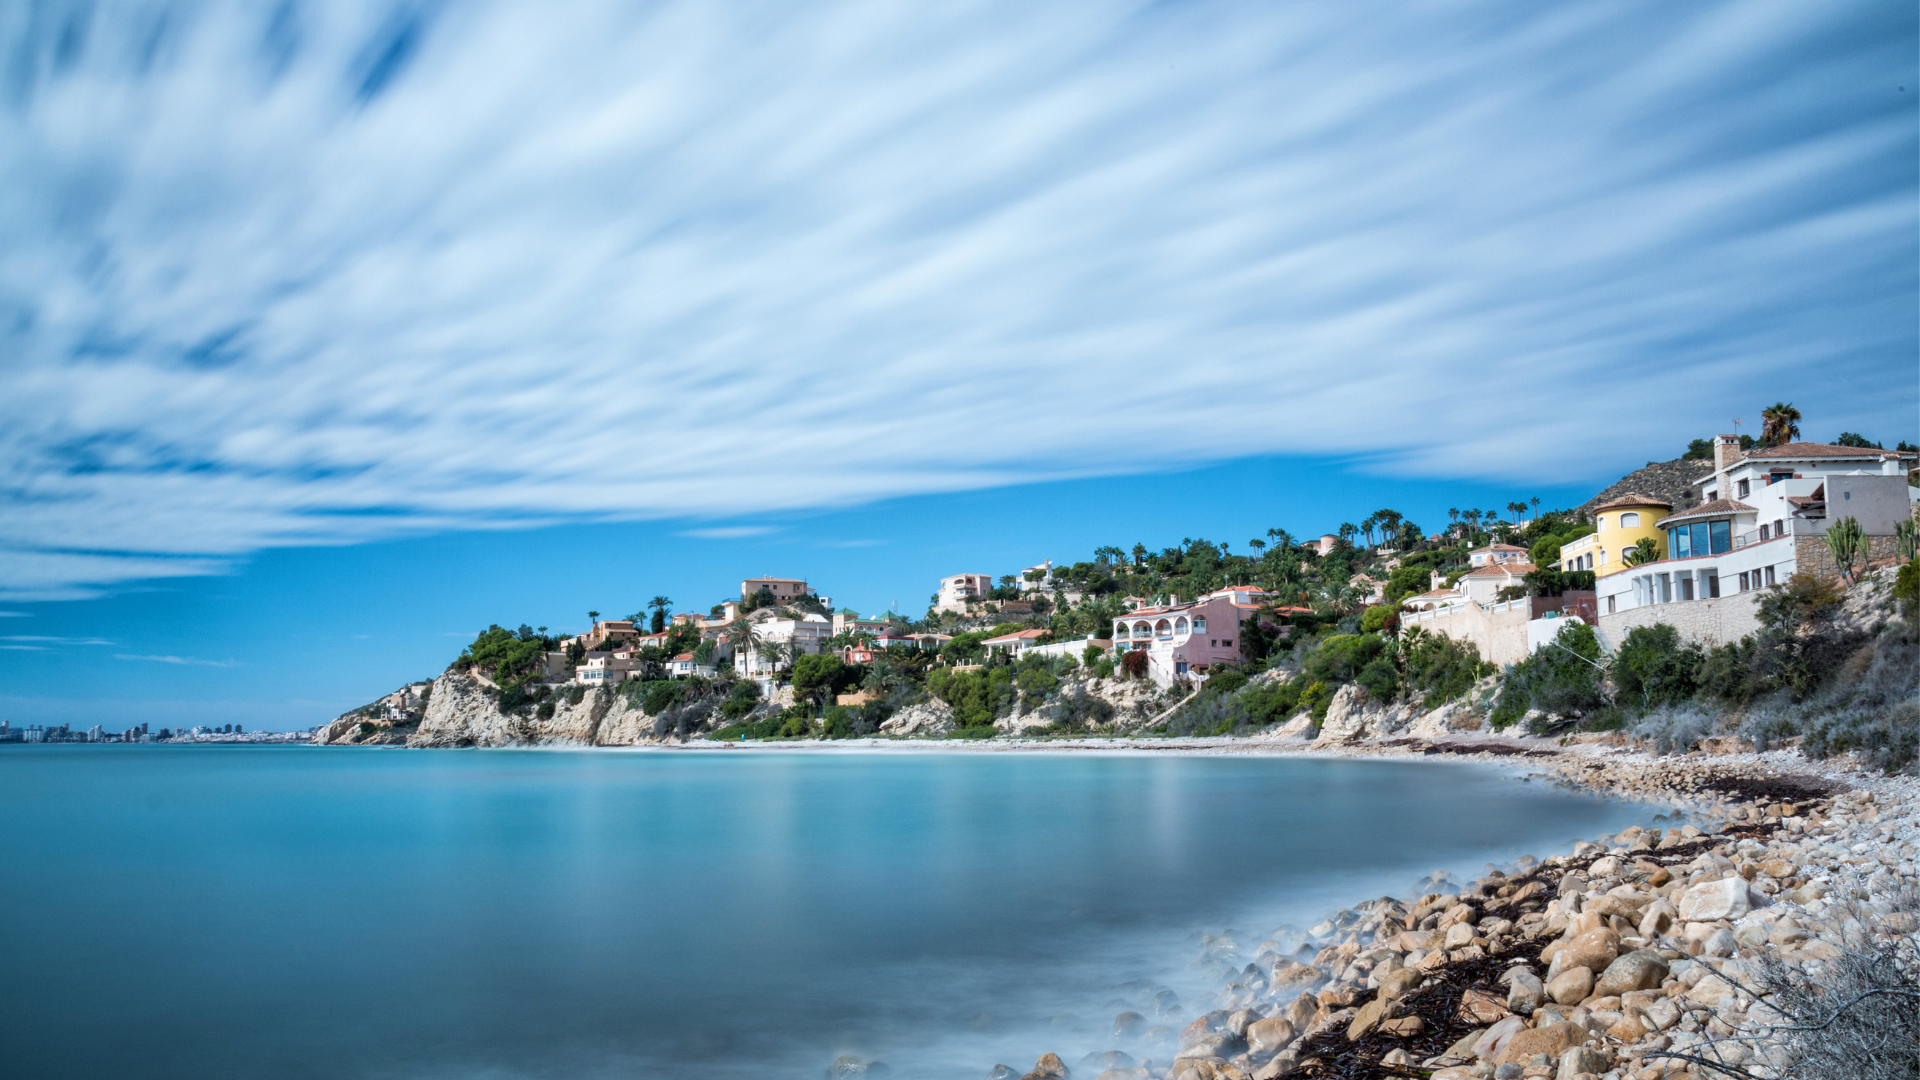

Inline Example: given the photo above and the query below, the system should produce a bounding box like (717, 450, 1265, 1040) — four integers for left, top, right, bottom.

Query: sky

(0, 0, 1914, 729)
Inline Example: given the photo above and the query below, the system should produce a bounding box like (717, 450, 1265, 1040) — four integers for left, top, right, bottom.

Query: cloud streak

(0, 0, 1912, 598)
(114, 654, 240, 668)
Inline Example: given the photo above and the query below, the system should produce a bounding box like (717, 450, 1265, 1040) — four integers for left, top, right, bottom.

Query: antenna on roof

(1732, 417, 1742, 434)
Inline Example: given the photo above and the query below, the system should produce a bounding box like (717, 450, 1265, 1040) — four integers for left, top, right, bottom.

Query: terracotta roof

(1462, 561, 1537, 577)
(671, 652, 695, 662)
(983, 629, 1050, 644)
(1471, 543, 1529, 553)
(1741, 441, 1911, 461)
(1662, 498, 1757, 523)
(1592, 493, 1673, 512)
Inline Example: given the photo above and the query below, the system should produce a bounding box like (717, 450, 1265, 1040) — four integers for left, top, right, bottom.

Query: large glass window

(1709, 521, 1730, 554)
(1670, 527, 1689, 558)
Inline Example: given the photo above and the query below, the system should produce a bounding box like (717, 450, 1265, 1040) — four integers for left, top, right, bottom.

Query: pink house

(1110, 587, 1261, 685)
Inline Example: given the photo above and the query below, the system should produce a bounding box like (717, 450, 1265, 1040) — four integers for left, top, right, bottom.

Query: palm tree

(1447, 508, 1460, 537)
(587, 610, 600, 627)
(647, 595, 672, 634)
(1529, 497, 1541, 518)
(725, 618, 762, 677)
(756, 640, 790, 675)
(1761, 402, 1801, 447)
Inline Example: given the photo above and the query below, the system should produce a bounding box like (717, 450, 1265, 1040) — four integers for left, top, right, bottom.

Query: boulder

(1546, 966, 1594, 1006)
(1498, 1021, 1582, 1066)
(1246, 1017, 1296, 1056)
(1556, 1045, 1609, 1080)
(1079, 1052, 1136, 1073)
(1377, 1016, 1425, 1038)
(1474, 1015, 1528, 1062)
(1594, 950, 1669, 997)
(1345, 996, 1401, 1040)
(1095, 1071, 1150, 1080)
(1459, 988, 1510, 1024)
(1678, 877, 1750, 922)
(826, 1058, 891, 1079)
(1506, 969, 1546, 1015)
(1180, 1033, 1245, 1059)
(1443, 923, 1477, 949)
(1112, 1012, 1146, 1039)
(1703, 928, 1737, 957)
(1022, 1053, 1071, 1080)
(1636, 899, 1677, 940)
(990, 1068, 1021, 1080)
(1557, 928, 1620, 974)
(1377, 968, 1425, 999)
(1314, 685, 1373, 744)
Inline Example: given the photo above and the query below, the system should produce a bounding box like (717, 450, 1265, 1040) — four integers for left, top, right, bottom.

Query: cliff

(404, 670, 676, 748)
(1577, 455, 1712, 517)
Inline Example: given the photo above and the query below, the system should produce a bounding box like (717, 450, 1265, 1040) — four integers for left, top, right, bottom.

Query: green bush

(820, 706, 856, 739)
(566, 685, 588, 706)
(719, 680, 760, 721)
(1489, 622, 1606, 730)
(1612, 624, 1702, 712)
(927, 667, 1015, 729)
(1302, 634, 1386, 686)
(1895, 558, 1919, 621)
(1357, 656, 1399, 701)
(1400, 629, 1492, 703)
(1359, 604, 1397, 634)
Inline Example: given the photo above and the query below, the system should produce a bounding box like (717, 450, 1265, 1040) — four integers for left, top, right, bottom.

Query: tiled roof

(1471, 544, 1529, 553)
(1592, 493, 1673, 512)
(1662, 498, 1757, 523)
(983, 629, 1050, 644)
(1462, 561, 1536, 577)
(1741, 441, 1911, 461)
(671, 652, 695, 662)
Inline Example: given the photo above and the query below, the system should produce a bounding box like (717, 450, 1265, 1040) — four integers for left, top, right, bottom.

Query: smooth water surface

(0, 747, 1650, 1079)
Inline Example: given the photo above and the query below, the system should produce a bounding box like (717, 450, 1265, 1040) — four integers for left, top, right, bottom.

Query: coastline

(773, 733, 1911, 1080)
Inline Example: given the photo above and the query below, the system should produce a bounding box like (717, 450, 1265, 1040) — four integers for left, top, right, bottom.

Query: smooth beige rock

(1377, 968, 1425, 998)
(1547, 966, 1594, 1006)
(1558, 928, 1621, 973)
(1595, 951, 1670, 997)
(1637, 900, 1677, 940)
(1557, 1045, 1609, 1080)
(1499, 1021, 1582, 1065)
(1345, 996, 1400, 1041)
(1022, 1053, 1070, 1080)
(1245, 1018, 1296, 1056)
(1678, 877, 1750, 922)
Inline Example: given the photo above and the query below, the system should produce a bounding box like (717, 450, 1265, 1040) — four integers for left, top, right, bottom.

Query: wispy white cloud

(114, 654, 240, 668)
(678, 526, 780, 540)
(2, 635, 117, 646)
(0, 612, 30, 618)
(0, 644, 48, 651)
(0, 0, 1911, 598)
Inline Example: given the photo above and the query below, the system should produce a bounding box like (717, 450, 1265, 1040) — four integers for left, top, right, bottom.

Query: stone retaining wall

(1594, 591, 1762, 652)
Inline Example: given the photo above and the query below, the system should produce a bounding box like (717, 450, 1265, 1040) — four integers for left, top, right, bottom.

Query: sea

(0, 745, 1657, 1079)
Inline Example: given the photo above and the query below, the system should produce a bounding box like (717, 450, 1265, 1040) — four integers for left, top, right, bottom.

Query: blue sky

(0, 0, 1914, 729)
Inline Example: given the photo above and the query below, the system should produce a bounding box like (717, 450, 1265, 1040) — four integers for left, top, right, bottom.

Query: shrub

(1356, 657, 1399, 701)
(1400, 629, 1492, 703)
(1302, 634, 1386, 686)
(1120, 650, 1148, 680)
(566, 685, 587, 706)
(1611, 624, 1701, 712)
(1630, 705, 1718, 755)
(1359, 604, 1397, 635)
(1802, 701, 1920, 774)
(1090, 657, 1116, 679)
(1490, 622, 1606, 730)
(1896, 557, 1919, 621)
(718, 680, 760, 721)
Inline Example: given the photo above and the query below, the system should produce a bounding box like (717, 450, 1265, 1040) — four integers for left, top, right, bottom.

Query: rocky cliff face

(404, 671, 674, 748)
(1578, 456, 1712, 517)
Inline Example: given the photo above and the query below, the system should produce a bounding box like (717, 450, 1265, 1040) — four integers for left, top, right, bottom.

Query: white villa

(1594, 438, 1917, 648)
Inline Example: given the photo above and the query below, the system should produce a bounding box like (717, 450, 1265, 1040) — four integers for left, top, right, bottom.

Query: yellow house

(1561, 494, 1672, 577)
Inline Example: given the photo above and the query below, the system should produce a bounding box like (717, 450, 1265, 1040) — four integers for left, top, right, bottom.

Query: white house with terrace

(1594, 436, 1917, 650)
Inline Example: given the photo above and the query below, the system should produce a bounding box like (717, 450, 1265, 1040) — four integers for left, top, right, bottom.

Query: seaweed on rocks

(1688, 773, 1838, 803)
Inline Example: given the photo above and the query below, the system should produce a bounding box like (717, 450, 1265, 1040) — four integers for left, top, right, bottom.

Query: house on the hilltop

(1468, 544, 1529, 568)
(982, 628, 1050, 657)
(934, 573, 993, 613)
(1559, 494, 1672, 574)
(580, 618, 640, 651)
(1594, 436, 1918, 650)
(1110, 586, 1263, 686)
(741, 576, 814, 604)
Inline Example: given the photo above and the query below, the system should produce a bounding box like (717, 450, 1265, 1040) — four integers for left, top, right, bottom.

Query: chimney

(1431, 570, 1443, 591)
(1713, 433, 1742, 472)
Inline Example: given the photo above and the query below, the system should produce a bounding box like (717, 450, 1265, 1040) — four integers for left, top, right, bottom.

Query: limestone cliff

(404, 671, 675, 748)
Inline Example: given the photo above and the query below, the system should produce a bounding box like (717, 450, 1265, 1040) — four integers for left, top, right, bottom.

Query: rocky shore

(838, 742, 1916, 1080)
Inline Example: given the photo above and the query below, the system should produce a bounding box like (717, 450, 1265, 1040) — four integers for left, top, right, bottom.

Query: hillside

(1577, 455, 1712, 517)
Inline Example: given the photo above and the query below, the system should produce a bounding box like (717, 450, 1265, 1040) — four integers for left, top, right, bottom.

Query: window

(1670, 527, 1689, 558)
(1678, 574, 1695, 601)
(1174, 617, 1188, 634)
(1764, 565, 1776, 586)
(1658, 574, 1672, 602)
(1620, 512, 1640, 528)
(1192, 616, 1207, 633)
(1737, 479, 1750, 497)
(1221, 639, 1232, 648)
(1738, 571, 1749, 591)
(1709, 520, 1731, 554)
(1607, 595, 1616, 614)
(1758, 523, 1769, 540)
(1596, 517, 1607, 531)
(1702, 570, 1719, 599)
(1705, 490, 1717, 502)
(1599, 550, 1608, 565)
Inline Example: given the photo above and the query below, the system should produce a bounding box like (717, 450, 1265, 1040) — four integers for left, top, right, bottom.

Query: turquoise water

(0, 746, 1648, 1079)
